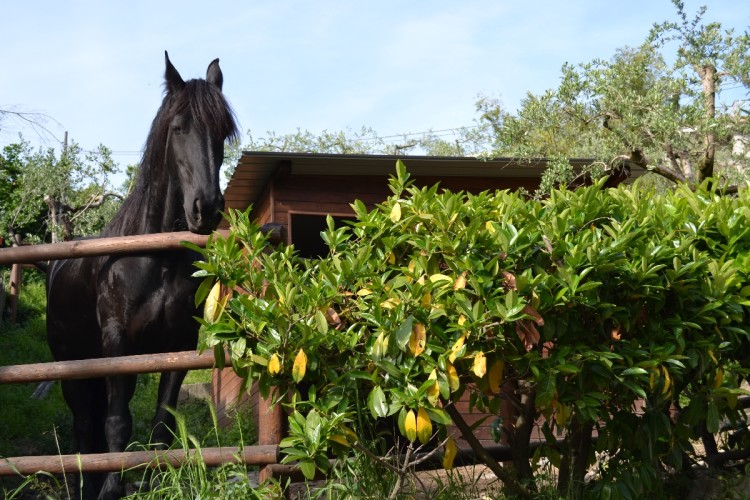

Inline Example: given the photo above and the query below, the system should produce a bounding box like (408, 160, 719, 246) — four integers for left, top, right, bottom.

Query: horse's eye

(172, 125, 183, 135)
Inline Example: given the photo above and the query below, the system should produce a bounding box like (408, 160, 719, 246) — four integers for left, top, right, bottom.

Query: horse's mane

(103, 79, 239, 236)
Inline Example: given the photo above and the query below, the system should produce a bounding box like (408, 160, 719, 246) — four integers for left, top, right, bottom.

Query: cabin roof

(224, 151, 644, 212)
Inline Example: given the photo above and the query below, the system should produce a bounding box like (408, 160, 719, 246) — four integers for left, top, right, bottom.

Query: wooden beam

(0, 231, 230, 265)
(0, 225, 284, 266)
(0, 445, 279, 476)
(0, 350, 229, 384)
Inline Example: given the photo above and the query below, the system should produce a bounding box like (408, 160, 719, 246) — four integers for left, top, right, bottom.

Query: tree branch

(69, 192, 124, 220)
(0, 108, 62, 143)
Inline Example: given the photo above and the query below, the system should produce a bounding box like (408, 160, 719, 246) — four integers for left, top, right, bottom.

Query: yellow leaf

(443, 437, 458, 470)
(292, 349, 307, 383)
(661, 366, 671, 395)
(204, 281, 223, 323)
(453, 272, 467, 291)
(447, 363, 460, 393)
(708, 349, 718, 364)
(488, 360, 504, 393)
(555, 403, 570, 427)
(448, 334, 466, 363)
(372, 332, 388, 360)
(429, 273, 452, 284)
(485, 221, 496, 234)
(388, 251, 396, 265)
(427, 379, 440, 406)
(457, 315, 466, 326)
(390, 202, 402, 223)
(404, 409, 417, 441)
(416, 408, 432, 444)
(357, 288, 373, 297)
(714, 368, 724, 388)
(380, 297, 401, 309)
(409, 323, 427, 356)
(268, 353, 281, 376)
(329, 434, 350, 447)
(473, 351, 487, 378)
(342, 426, 359, 445)
(421, 292, 431, 309)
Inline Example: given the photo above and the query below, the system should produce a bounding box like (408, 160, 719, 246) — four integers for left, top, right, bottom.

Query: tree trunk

(445, 404, 533, 499)
(698, 63, 717, 181)
(43, 195, 73, 242)
(506, 381, 536, 483)
(558, 418, 593, 497)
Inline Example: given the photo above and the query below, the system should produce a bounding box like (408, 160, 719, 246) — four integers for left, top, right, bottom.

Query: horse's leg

(99, 372, 137, 500)
(150, 369, 189, 447)
(60, 377, 107, 500)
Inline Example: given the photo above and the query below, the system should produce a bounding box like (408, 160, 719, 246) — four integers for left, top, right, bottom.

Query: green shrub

(194, 162, 750, 497)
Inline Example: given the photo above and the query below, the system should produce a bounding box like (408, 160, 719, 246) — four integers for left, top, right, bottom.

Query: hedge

(191, 162, 750, 498)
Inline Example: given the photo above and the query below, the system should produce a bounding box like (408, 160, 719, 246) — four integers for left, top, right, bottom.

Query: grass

(0, 274, 256, 497)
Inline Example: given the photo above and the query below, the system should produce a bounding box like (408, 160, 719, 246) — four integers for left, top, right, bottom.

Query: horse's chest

(99, 256, 199, 341)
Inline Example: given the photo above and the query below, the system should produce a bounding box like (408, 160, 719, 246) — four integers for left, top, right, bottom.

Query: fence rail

(0, 230, 229, 265)
(0, 445, 279, 476)
(0, 230, 285, 480)
(0, 350, 226, 384)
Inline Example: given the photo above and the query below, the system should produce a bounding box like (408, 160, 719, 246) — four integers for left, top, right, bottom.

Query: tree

(223, 125, 496, 181)
(486, 1, 750, 190)
(0, 107, 61, 145)
(0, 140, 123, 244)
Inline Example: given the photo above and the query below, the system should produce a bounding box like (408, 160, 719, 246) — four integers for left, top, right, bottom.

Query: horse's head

(163, 52, 238, 234)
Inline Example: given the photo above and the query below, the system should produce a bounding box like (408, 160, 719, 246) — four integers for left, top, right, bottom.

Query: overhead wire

(82, 125, 483, 157)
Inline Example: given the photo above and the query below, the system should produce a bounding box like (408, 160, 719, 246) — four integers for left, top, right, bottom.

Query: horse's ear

(206, 58, 223, 91)
(164, 51, 185, 93)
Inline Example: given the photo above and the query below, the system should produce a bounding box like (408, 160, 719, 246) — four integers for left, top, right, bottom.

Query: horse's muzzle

(187, 195, 223, 234)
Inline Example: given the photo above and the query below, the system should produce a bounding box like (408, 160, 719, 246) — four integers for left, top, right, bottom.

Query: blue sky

(1, 1, 747, 168)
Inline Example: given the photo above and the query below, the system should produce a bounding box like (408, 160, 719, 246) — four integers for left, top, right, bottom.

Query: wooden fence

(0, 230, 285, 481)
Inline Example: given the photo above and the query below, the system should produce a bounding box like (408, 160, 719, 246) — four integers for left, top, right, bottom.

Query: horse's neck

(140, 178, 184, 234)
(105, 165, 184, 236)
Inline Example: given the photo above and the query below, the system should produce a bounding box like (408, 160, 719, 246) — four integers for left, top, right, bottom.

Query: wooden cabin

(212, 151, 644, 446)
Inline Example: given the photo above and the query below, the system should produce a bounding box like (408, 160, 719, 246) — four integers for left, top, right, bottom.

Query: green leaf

(394, 315, 414, 351)
(315, 309, 328, 334)
(397, 407, 407, 437)
(535, 375, 556, 408)
(368, 386, 389, 418)
(305, 410, 323, 447)
(299, 460, 316, 480)
(621, 367, 648, 376)
(194, 276, 215, 307)
(424, 407, 453, 426)
(557, 363, 580, 374)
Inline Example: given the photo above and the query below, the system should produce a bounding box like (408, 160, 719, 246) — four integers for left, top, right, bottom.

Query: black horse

(46, 52, 238, 499)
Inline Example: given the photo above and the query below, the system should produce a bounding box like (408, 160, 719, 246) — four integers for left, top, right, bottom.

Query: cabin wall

(267, 173, 539, 240)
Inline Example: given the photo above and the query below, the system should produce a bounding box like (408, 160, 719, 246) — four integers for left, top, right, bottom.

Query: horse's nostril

(193, 198, 202, 222)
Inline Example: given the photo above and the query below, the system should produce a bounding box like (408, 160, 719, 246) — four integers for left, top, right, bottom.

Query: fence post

(258, 388, 283, 483)
(7, 234, 23, 324)
(9, 262, 21, 324)
(0, 277, 5, 324)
